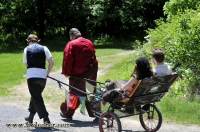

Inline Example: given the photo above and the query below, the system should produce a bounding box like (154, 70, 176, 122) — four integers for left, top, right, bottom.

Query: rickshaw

(48, 73, 178, 132)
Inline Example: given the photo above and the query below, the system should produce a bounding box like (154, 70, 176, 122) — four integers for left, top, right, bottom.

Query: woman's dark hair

(130, 57, 153, 80)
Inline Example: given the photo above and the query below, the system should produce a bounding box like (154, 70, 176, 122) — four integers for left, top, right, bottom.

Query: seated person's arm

(122, 77, 138, 91)
(168, 65, 173, 75)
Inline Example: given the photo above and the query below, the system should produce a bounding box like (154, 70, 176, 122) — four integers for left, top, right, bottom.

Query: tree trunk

(37, 0, 44, 39)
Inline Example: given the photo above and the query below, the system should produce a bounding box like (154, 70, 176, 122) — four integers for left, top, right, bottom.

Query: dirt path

(0, 50, 200, 132)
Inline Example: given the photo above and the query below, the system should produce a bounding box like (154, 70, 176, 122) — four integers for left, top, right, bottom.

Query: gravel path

(0, 50, 200, 132)
(1, 100, 200, 132)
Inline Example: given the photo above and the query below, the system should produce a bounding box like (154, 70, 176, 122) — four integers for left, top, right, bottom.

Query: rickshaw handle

(69, 76, 105, 85)
(47, 76, 91, 96)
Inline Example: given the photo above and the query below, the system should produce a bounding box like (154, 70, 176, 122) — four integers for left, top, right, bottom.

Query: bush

(143, 9, 200, 96)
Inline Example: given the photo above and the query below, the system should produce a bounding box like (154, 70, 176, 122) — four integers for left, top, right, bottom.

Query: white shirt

(23, 44, 52, 79)
(153, 63, 172, 76)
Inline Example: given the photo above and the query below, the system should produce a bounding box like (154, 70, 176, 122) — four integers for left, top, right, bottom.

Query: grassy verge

(97, 51, 137, 81)
(0, 52, 63, 97)
(0, 53, 25, 96)
(156, 95, 200, 125)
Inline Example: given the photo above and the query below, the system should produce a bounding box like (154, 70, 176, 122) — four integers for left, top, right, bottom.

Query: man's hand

(64, 75, 70, 78)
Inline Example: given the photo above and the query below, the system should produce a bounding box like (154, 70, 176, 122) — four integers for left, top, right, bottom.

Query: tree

(0, 0, 168, 49)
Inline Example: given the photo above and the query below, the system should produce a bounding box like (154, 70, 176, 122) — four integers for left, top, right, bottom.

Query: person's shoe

(25, 113, 35, 123)
(93, 117, 99, 123)
(60, 112, 66, 118)
(43, 116, 51, 124)
(60, 112, 72, 120)
(43, 116, 53, 130)
(65, 117, 73, 121)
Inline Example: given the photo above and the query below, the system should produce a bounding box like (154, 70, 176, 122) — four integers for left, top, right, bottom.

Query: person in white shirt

(23, 34, 54, 124)
(151, 48, 172, 76)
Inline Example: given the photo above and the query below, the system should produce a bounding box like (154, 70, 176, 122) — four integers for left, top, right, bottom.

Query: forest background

(0, 0, 200, 125)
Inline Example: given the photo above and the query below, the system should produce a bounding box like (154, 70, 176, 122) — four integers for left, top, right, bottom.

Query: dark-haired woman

(102, 57, 153, 105)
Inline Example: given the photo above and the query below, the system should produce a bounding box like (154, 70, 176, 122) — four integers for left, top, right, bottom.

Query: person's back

(69, 36, 97, 72)
(151, 48, 172, 76)
(153, 63, 172, 76)
(63, 30, 98, 76)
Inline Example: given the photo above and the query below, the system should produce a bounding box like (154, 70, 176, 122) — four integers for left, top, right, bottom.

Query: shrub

(143, 9, 200, 96)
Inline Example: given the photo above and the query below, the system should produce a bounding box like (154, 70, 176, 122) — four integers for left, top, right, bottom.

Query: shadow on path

(61, 119, 98, 128)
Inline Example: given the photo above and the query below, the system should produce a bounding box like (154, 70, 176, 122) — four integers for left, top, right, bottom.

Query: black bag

(105, 79, 127, 91)
(102, 89, 123, 104)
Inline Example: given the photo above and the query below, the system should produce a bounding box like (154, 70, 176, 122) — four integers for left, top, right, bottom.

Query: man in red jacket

(60, 28, 99, 122)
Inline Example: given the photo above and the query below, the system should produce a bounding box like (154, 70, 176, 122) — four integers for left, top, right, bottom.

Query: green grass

(97, 52, 138, 82)
(97, 50, 134, 75)
(95, 48, 129, 57)
(0, 52, 64, 96)
(0, 53, 25, 96)
(156, 95, 200, 125)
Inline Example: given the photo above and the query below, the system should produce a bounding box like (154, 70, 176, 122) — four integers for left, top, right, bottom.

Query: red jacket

(62, 37, 98, 76)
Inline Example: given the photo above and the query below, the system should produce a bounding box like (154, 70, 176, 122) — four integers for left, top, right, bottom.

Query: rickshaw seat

(116, 73, 179, 104)
(117, 80, 142, 103)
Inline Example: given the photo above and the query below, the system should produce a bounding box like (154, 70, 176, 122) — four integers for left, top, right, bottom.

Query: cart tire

(99, 111, 121, 132)
(139, 104, 162, 132)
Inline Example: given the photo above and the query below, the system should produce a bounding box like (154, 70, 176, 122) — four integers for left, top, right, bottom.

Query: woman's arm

(122, 77, 138, 91)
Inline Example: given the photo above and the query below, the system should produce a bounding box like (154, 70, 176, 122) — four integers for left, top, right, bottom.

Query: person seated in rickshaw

(102, 57, 153, 105)
(151, 48, 172, 76)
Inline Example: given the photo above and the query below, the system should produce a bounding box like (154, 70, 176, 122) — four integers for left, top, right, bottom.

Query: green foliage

(0, 0, 168, 50)
(164, 0, 200, 19)
(144, 8, 200, 96)
(92, 34, 135, 49)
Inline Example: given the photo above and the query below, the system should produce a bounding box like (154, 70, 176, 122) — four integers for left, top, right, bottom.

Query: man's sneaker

(93, 117, 99, 123)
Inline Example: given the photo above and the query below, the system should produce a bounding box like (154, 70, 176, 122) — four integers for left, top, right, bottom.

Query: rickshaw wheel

(139, 104, 162, 132)
(99, 111, 121, 132)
